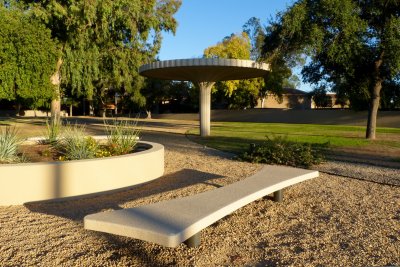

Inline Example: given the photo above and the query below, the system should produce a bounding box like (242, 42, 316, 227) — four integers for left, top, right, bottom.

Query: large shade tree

(243, 17, 301, 108)
(263, 0, 400, 139)
(203, 32, 264, 109)
(9, 0, 181, 122)
(0, 6, 58, 109)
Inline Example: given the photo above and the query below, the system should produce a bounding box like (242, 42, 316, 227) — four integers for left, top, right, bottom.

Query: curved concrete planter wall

(0, 141, 164, 205)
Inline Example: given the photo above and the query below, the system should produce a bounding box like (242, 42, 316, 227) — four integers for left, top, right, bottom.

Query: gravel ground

(317, 161, 400, 186)
(0, 132, 399, 266)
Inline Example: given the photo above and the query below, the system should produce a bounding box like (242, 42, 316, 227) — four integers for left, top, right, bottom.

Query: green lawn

(187, 122, 400, 155)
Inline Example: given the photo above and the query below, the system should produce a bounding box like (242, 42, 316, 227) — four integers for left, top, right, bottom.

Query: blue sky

(158, 0, 312, 91)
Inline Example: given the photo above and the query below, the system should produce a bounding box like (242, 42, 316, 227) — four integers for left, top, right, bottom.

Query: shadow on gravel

(91, 234, 181, 267)
(326, 151, 400, 169)
(24, 168, 225, 221)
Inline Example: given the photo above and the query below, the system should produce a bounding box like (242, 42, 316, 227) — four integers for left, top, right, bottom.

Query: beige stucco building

(257, 88, 347, 109)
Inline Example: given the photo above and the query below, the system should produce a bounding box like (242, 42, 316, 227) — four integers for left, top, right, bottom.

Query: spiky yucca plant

(104, 118, 140, 156)
(44, 119, 62, 144)
(58, 124, 98, 160)
(0, 127, 22, 163)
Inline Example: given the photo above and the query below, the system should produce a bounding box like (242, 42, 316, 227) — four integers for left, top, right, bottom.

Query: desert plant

(242, 135, 326, 168)
(44, 119, 62, 144)
(104, 118, 140, 155)
(58, 124, 98, 160)
(0, 126, 23, 163)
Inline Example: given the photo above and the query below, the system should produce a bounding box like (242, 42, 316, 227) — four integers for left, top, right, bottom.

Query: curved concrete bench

(84, 165, 319, 247)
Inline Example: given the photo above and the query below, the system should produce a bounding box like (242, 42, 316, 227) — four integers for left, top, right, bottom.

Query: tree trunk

(366, 81, 382, 139)
(89, 99, 94, 116)
(146, 110, 152, 119)
(261, 97, 265, 108)
(82, 99, 86, 115)
(51, 98, 61, 122)
(50, 57, 63, 125)
(154, 101, 160, 114)
(15, 102, 21, 116)
(366, 54, 384, 139)
(69, 104, 73, 117)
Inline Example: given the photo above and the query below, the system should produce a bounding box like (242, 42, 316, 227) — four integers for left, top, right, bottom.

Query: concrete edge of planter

(24, 135, 139, 144)
(0, 140, 164, 206)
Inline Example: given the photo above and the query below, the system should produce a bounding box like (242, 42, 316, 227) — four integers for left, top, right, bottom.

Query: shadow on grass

(187, 134, 268, 155)
(24, 168, 225, 221)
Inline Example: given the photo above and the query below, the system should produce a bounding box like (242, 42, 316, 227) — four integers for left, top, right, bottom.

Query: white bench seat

(84, 165, 319, 247)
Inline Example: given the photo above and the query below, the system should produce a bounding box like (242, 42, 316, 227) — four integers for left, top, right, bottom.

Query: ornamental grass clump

(0, 126, 23, 163)
(58, 124, 98, 160)
(242, 135, 326, 168)
(104, 118, 140, 156)
(44, 119, 62, 144)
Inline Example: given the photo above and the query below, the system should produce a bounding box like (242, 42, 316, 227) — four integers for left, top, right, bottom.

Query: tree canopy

(204, 32, 251, 60)
(242, 17, 300, 108)
(263, 0, 400, 139)
(0, 6, 58, 108)
(203, 20, 300, 109)
(203, 32, 263, 109)
(204, 32, 258, 105)
(56, 0, 181, 103)
(4, 0, 181, 118)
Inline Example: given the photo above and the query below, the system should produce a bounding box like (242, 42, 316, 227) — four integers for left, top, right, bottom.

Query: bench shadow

(24, 168, 225, 221)
(92, 234, 182, 267)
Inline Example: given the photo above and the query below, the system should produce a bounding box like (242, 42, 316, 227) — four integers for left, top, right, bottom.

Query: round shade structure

(139, 58, 270, 136)
(139, 58, 270, 82)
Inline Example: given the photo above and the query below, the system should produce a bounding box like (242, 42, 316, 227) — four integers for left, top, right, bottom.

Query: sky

(158, 0, 312, 92)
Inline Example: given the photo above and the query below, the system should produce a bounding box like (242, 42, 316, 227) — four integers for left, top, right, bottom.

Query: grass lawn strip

(187, 122, 400, 161)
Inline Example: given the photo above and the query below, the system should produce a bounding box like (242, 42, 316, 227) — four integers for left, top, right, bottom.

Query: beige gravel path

(0, 132, 399, 266)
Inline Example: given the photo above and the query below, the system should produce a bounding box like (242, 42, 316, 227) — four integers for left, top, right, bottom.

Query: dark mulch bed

(18, 144, 61, 162)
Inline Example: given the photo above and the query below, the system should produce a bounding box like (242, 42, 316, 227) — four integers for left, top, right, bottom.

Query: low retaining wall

(153, 109, 400, 128)
(0, 141, 164, 205)
(0, 109, 68, 117)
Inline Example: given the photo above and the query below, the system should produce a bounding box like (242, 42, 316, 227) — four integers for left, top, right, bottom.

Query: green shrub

(0, 126, 22, 163)
(58, 124, 98, 160)
(104, 118, 140, 156)
(241, 135, 326, 168)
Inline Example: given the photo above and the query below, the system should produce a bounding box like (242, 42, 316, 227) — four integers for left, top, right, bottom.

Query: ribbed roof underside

(139, 58, 270, 82)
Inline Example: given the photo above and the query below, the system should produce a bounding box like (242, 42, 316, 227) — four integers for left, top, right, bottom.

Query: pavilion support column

(196, 81, 215, 137)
